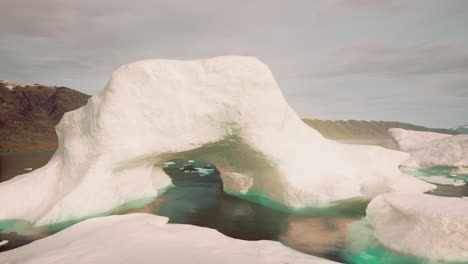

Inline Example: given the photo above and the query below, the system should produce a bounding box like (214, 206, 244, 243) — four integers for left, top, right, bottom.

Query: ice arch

(0, 56, 434, 226)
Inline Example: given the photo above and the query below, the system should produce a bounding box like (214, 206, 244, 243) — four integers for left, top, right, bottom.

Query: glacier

(0, 214, 337, 264)
(364, 193, 468, 262)
(0, 56, 434, 226)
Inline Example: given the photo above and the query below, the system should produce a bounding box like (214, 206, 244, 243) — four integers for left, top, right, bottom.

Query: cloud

(306, 43, 468, 78)
(0, 0, 467, 127)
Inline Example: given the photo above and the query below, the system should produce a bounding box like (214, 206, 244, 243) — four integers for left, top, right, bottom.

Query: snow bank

(389, 128, 468, 168)
(366, 193, 468, 262)
(0, 213, 336, 264)
(0, 56, 434, 226)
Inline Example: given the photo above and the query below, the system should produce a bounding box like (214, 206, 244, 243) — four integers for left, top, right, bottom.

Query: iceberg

(389, 128, 468, 168)
(388, 128, 453, 151)
(365, 193, 468, 262)
(0, 56, 434, 226)
(0, 213, 337, 264)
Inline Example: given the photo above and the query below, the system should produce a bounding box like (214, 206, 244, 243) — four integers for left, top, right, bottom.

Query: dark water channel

(116, 160, 363, 262)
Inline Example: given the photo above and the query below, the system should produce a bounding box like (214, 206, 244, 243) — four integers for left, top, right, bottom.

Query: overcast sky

(1, 0, 467, 128)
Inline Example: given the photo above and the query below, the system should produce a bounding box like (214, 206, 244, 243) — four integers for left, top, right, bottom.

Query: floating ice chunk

(389, 128, 468, 168)
(222, 172, 254, 194)
(0, 240, 7, 247)
(23, 168, 33, 171)
(0, 214, 337, 264)
(0, 56, 434, 226)
(365, 193, 468, 262)
(195, 168, 215, 176)
(162, 161, 176, 168)
(388, 128, 452, 151)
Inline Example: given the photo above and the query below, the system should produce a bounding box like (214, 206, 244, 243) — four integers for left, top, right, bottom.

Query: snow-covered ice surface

(0, 213, 337, 264)
(162, 161, 176, 168)
(407, 135, 468, 168)
(389, 128, 468, 187)
(0, 56, 434, 226)
(363, 193, 468, 263)
(388, 128, 452, 151)
(389, 128, 468, 168)
(195, 167, 215, 176)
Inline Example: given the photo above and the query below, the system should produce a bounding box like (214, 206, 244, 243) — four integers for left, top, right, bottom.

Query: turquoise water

(0, 159, 466, 263)
(400, 165, 468, 187)
(344, 246, 455, 264)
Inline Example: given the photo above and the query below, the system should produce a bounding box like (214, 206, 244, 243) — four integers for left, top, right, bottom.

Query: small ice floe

(24, 168, 33, 171)
(0, 240, 8, 247)
(188, 160, 195, 163)
(178, 164, 198, 172)
(196, 168, 215, 176)
(162, 161, 176, 168)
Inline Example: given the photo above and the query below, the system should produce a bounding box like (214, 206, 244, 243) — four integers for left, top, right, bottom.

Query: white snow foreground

(0, 56, 434, 226)
(365, 193, 468, 262)
(389, 128, 468, 168)
(0, 214, 337, 264)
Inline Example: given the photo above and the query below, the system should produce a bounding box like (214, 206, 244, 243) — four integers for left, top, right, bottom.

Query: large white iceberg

(0, 213, 337, 264)
(389, 128, 468, 168)
(365, 193, 468, 262)
(0, 56, 434, 226)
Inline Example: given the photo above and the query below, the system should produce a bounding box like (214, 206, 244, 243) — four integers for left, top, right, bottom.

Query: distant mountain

(452, 125, 468, 134)
(303, 119, 460, 150)
(0, 80, 90, 152)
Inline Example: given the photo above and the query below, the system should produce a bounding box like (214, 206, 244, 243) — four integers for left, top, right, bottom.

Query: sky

(1, 0, 467, 128)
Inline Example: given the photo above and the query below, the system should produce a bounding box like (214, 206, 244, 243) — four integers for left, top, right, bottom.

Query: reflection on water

(0, 154, 466, 263)
(0, 150, 55, 182)
(281, 215, 360, 260)
(116, 159, 364, 262)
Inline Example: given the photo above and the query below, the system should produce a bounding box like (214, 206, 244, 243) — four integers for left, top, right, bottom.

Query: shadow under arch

(139, 158, 291, 242)
(116, 134, 282, 199)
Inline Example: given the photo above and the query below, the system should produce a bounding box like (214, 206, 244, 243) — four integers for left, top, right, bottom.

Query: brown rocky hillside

(0, 80, 90, 152)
